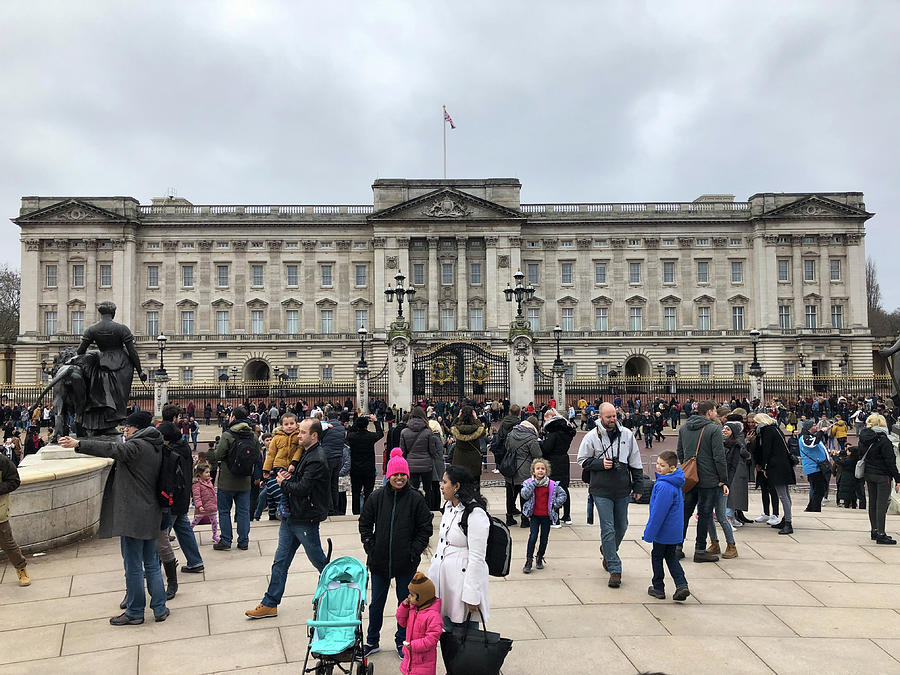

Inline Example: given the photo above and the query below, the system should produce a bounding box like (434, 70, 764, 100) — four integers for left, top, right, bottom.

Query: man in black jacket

(358, 449, 433, 658)
(245, 418, 332, 619)
(497, 404, 522, 525)
(321, 412, 346, 516)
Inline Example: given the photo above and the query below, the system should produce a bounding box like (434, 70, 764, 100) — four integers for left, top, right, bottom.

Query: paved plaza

(2, 483, 900, 675)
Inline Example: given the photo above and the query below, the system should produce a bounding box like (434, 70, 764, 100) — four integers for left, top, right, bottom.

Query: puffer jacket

(798, 436, 829, 476)
(263, 427, 302, 471)
(541, 416, 576, 481)
(319, 423, 346, 464)
(858, 427, 900, 482)
(396, 598, 443, 675)
(451, 421, 484, 481)
(358, 482, 433, 577)
(520, 477, 567, 525)
(505, 422, 542, 485)
(676, 415, 728, 488)
(192, 477, 217, 515)
(642, 468, 685, 545)
(401, 417, 442, 475)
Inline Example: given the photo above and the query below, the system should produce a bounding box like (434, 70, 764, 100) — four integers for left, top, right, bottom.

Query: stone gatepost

(748, 366, 766, 404)
(553, 362, 567, 410)
(154, 375, 170, 419)
(356, 364, 369, 412)
(388, 319, 412, 413)
(509, 318, 535, 407)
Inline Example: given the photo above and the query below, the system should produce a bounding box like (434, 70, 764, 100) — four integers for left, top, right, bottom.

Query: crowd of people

(3, 388, 899, 674)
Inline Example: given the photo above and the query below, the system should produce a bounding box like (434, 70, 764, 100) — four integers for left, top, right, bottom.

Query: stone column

(485, 237, 499, 331)
(846, 233, 866, 327)
(55, 239, 69, 330)
(553, 362, 567, 409)
(748, 366, 766, 404)
(388, 328, 412, 412)
(509, 333, 535, 407)
(356, 363, 369, 411)
(456, 237, 468, 329)
(121, 231, 137, 328)
(154, 375, 170, 419)
(84, 239, 98, 326)
(373, 237, 386, 332)
(20, 239, 41, 334)
(427, 237, 439, 329)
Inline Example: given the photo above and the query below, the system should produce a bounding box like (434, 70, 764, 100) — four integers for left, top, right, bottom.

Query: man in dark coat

(541, 410, 576, 524)
(676, 400, 729, 563)
(346, 414, 384, 515)
(60, 411, 169, 625)
(358, 449, 433, 657)
(245, 418, 332, 619)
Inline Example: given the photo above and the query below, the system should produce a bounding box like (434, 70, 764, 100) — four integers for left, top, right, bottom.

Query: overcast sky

(2, 1, 898, 308)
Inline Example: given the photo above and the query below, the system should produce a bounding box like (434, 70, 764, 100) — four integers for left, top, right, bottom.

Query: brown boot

(706, 541, 721, 555)
(721, 543, 738, 559)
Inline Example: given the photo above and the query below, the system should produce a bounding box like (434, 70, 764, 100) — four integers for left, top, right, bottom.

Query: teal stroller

(302, 556, 374, 675)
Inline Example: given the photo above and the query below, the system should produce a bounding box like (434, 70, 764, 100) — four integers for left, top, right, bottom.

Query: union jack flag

(443, 108, 456, 129)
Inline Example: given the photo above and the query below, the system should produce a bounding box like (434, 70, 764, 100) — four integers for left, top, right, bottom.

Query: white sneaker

(767, 515, 781, 526)
(730, 517, 742, 529)
(754, 513, 769, 523)
(551, 524, 562, 529)
(562, 519, 572, 525)
(491, 469, 500, 474)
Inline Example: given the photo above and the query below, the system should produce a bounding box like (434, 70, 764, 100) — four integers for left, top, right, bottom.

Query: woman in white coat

(428, 464, 490, 629)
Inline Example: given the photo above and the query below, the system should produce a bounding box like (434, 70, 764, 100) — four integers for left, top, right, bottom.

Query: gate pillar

(356, 364, 369, 412)
(553, 362, 567, 410)
(509, 334, 535, 407)
(389, 320, 412, 412)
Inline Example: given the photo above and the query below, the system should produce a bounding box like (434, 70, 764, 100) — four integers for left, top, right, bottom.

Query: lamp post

(357, 325, 368, 368)
(231, 366, 238, 400)
(553, 325, 563, 367)
(551, 325, 565, 407)
(749, 329, 762, 371)
(656, 362, 664, 399)
(273, 366, 282, 399)
(154, 333, 169, 419)
(667, 366, 677, 396)
(796, 351, 806, 404)
(384, 270, 416, 321)
(504, 268, 536, 321)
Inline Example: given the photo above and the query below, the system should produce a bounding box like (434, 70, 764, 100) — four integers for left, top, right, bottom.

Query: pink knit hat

(385, 448, 409, 477)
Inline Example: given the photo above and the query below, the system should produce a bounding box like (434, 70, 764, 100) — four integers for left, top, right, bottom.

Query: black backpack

(498, 448, 527, 479)
(460, 502, 512, 577)
(156, 444, 182, 509)
(225, 429, 261, 477)
(632, 473, 653, 504)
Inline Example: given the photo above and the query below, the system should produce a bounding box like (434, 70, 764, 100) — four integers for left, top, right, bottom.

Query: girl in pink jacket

(396, 572, 443, 675)
(190, 463, 219, 543)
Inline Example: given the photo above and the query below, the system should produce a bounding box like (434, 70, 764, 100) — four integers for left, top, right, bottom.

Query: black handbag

(439, 613, 513, 675)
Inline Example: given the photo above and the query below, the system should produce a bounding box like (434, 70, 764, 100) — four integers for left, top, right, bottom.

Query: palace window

(527, 307, 540, 332)
(663, 262, 675, 284)
(249, 310, 265, 334)
(628, 262, 641, 284)
(72, 264, 85, 287)
(697, 261, 709, 284)
(731, 261, 743, 283)
(147, 265, 159, 288)
(440, 308, 455, 331)
(181, 368, 193, 383)
(217, 265, 229, 287)
(355, 309, 368, 330)
(441, 263, 454, 285)
(805, 304, 818, 328)
(831, 304, 843, 328)
(412, 308, 426, 331)
(182, 265, 194, 287)
(413, 263, 425, 285)
(320, 309, 333, 334)
(629, 307, 642, 331)
(216, 310, 229, 335)
(146, 311, 159, 336)
(470, 263, 482, 285)
(732, 306, 744, 330)
(777, 259, 790, 282)
(664, 306, 677, 331)
(734, 363, 745, 377)
(699, 363, 711, 377)
(560, 263, 573, 285)
(321, 264, 333, 287)
(830, 259, 841, 281)
(45, 264, 57, 287)
(181, 310, 194, 335)
(595, 307, 608, 331)
(561, 307, 574, 331)
(527, 263, 539, 285)
(469, 307, 483, 330)
(251, 265, 264, 287)
(99, 264, 112, 287)
(355, 265, 367, 286)
(697, 306, 710, 331)
(285, 310, 299, 334)
(594, 262, 607, 284)
(70, 310, 84, 334)
(803, 260, 815, 282)
(286, 265, 298, 286)
(779, 305, 791, 329)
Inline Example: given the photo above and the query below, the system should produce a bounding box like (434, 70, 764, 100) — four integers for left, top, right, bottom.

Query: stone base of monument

(1, 445, 113, 557)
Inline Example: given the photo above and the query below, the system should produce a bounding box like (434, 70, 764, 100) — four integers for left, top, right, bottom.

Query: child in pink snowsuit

(396, 572, 443, 675)
(190, 463, 219, 542)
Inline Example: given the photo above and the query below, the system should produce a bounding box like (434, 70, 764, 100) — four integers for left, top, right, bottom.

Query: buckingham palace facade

(12, 178, 874, 386)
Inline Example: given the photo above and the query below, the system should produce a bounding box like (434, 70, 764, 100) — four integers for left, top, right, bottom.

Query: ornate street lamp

(504, 268, 536, 320)
(839, 351, 850, 375)
(749, 329, 762, 371)
(384, 270, 416, 320)
(357, 325, 368, 368)
(656, 362, 664, 398)
(553, 325, 563, 368)
(156, 333, 168, 377)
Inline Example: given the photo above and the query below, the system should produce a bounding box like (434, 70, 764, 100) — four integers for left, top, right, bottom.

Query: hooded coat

(676, 415, 728, 489)
(450, 420, 484, 482)
(401, 417, 442, 475)
(724, 421, 750, 511)
(757, 423, 796, 486)
(505, 421, 542, 485)
(834, 445, 862, 502)
(642, 467, 685, 545)
(76, 425, 163, 540)
(858, 427, 900, 482)
(347, 417, 384, 477)
(396, 598, 443, 675)
(541, 416, 576, 482)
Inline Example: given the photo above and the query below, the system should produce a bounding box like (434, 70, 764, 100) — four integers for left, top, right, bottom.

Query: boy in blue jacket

(642, 450, 690, 601)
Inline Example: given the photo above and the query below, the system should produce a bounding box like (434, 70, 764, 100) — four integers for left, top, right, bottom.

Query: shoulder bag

(440, 612, 513, 675)
(855, 441, 872, 480)
(681, 427, 705, 493)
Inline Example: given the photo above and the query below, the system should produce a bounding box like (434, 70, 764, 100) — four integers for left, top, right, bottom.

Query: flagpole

(442, 105, 447, 179)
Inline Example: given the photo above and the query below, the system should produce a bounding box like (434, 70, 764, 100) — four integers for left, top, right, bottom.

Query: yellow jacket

(832, 420, 848, 439)
(263, 428, 302, 472)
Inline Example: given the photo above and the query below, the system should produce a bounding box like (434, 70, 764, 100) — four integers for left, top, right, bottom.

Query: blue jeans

(651, 542, 687, 591)
(120, 536, 167, 618)
(163, 512, 203, 568)
(217, 489, 250, 548)
(367, 570, 414, 648)
(591, 495, 630, 574)
(683, 486, 718, 552)
(706, 486, 734, 545)
(526, 514, 551, 560)
(261, 519, 328, 607)
(254, 487, 268, 520)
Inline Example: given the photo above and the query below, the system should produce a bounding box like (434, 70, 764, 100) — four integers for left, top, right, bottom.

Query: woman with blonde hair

(858, 413, 900, 544)
(755, 413, 795, 534)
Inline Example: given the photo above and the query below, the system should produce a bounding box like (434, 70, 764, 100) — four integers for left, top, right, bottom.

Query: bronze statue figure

(880, 334, 900, 397)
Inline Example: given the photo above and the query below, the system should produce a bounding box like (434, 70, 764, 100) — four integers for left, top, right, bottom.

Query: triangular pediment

(246, 298, 269, 309)
(369, 188, 524, 221)
(556, 295, 579, 305)
(761, 195, 871, 219)
(350, 297, 373, 307)
(13, 199, 133, 224)
(141, 299, 164, 309)
(693, 294, 716, 304)
(176, 298, 198, 308)
(659, 294, 682, 304)
(625, 294, 647, 305)
(211, 298, 234, 308)
(316, 298, 337, 308)
(280, 297, 303, 308)
(66, 297, 86, 307)
(591, 295, 614, 305)
(728, 294, 750, 304)
(803, 292, 822, 302)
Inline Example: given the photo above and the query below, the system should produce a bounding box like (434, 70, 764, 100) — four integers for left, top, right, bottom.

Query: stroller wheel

(315, 663, 333, 675)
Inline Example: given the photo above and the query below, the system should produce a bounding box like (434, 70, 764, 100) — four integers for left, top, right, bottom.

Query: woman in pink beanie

(358, 449, 434, 658)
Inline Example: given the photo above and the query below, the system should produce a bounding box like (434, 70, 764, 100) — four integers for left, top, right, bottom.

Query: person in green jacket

(211, 406, 257, 551)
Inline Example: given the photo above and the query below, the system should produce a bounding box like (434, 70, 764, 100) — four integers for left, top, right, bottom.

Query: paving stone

(528, 604, 667, 638)
(743, 541, 881, 562)
(647, 604, 791, 636)
(489, 578, 581, 608)
(613, 635, 771, 674)
(500, 636, 636, 674)
(798, 581, 900, 609)
(787, 529, 877, 546)
(564, 575, 699, 604)
(0, 575, 71, 605)
(829, 561, 900, 583)
(769, 606, 900, 638)
(0, 551, 122, 583)
(0, 624, 64, 665)
(208, 596, 313, 634)
(138, 626, 285, 675)
(687, 578, 822, 606)
(716, 558, 849, 581)
(168, 575, 269, 608)
(61, 605, 210, 655)
(872, 638, 900, 662)
(0, 589, 123, 629)
(0, 646, 138, 675)
(69, 568, 202, 597)
(744, 636, 900, 674)
(859, 545, 900, 564)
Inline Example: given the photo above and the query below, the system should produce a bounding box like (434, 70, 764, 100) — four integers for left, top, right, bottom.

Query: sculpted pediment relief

(625, 294, 647, 305)
(67, 297, 86, 307)
(350, 297, 373, 307)
(211, 298, 234, 308)
(761, 195, 871, 219)
(246, 298, 269, 309)
(693, 294, 716, 304)
(281, 297, 303, 308)
(176, 298, 198, 308)
(803, 292, 822, 302)
(728, 294, 750, 304)
(141, 299, 164, 309)
(13, 198, 131, 224)
(316, 298, 338, 308)
(370, 187, 524, 222)
(556, 295, 579, 305)
(659, 294, 682, 304)
(591, 295, 614, 305)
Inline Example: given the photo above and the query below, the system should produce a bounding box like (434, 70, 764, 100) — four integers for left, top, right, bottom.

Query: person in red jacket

(396, 572, 442, 675)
